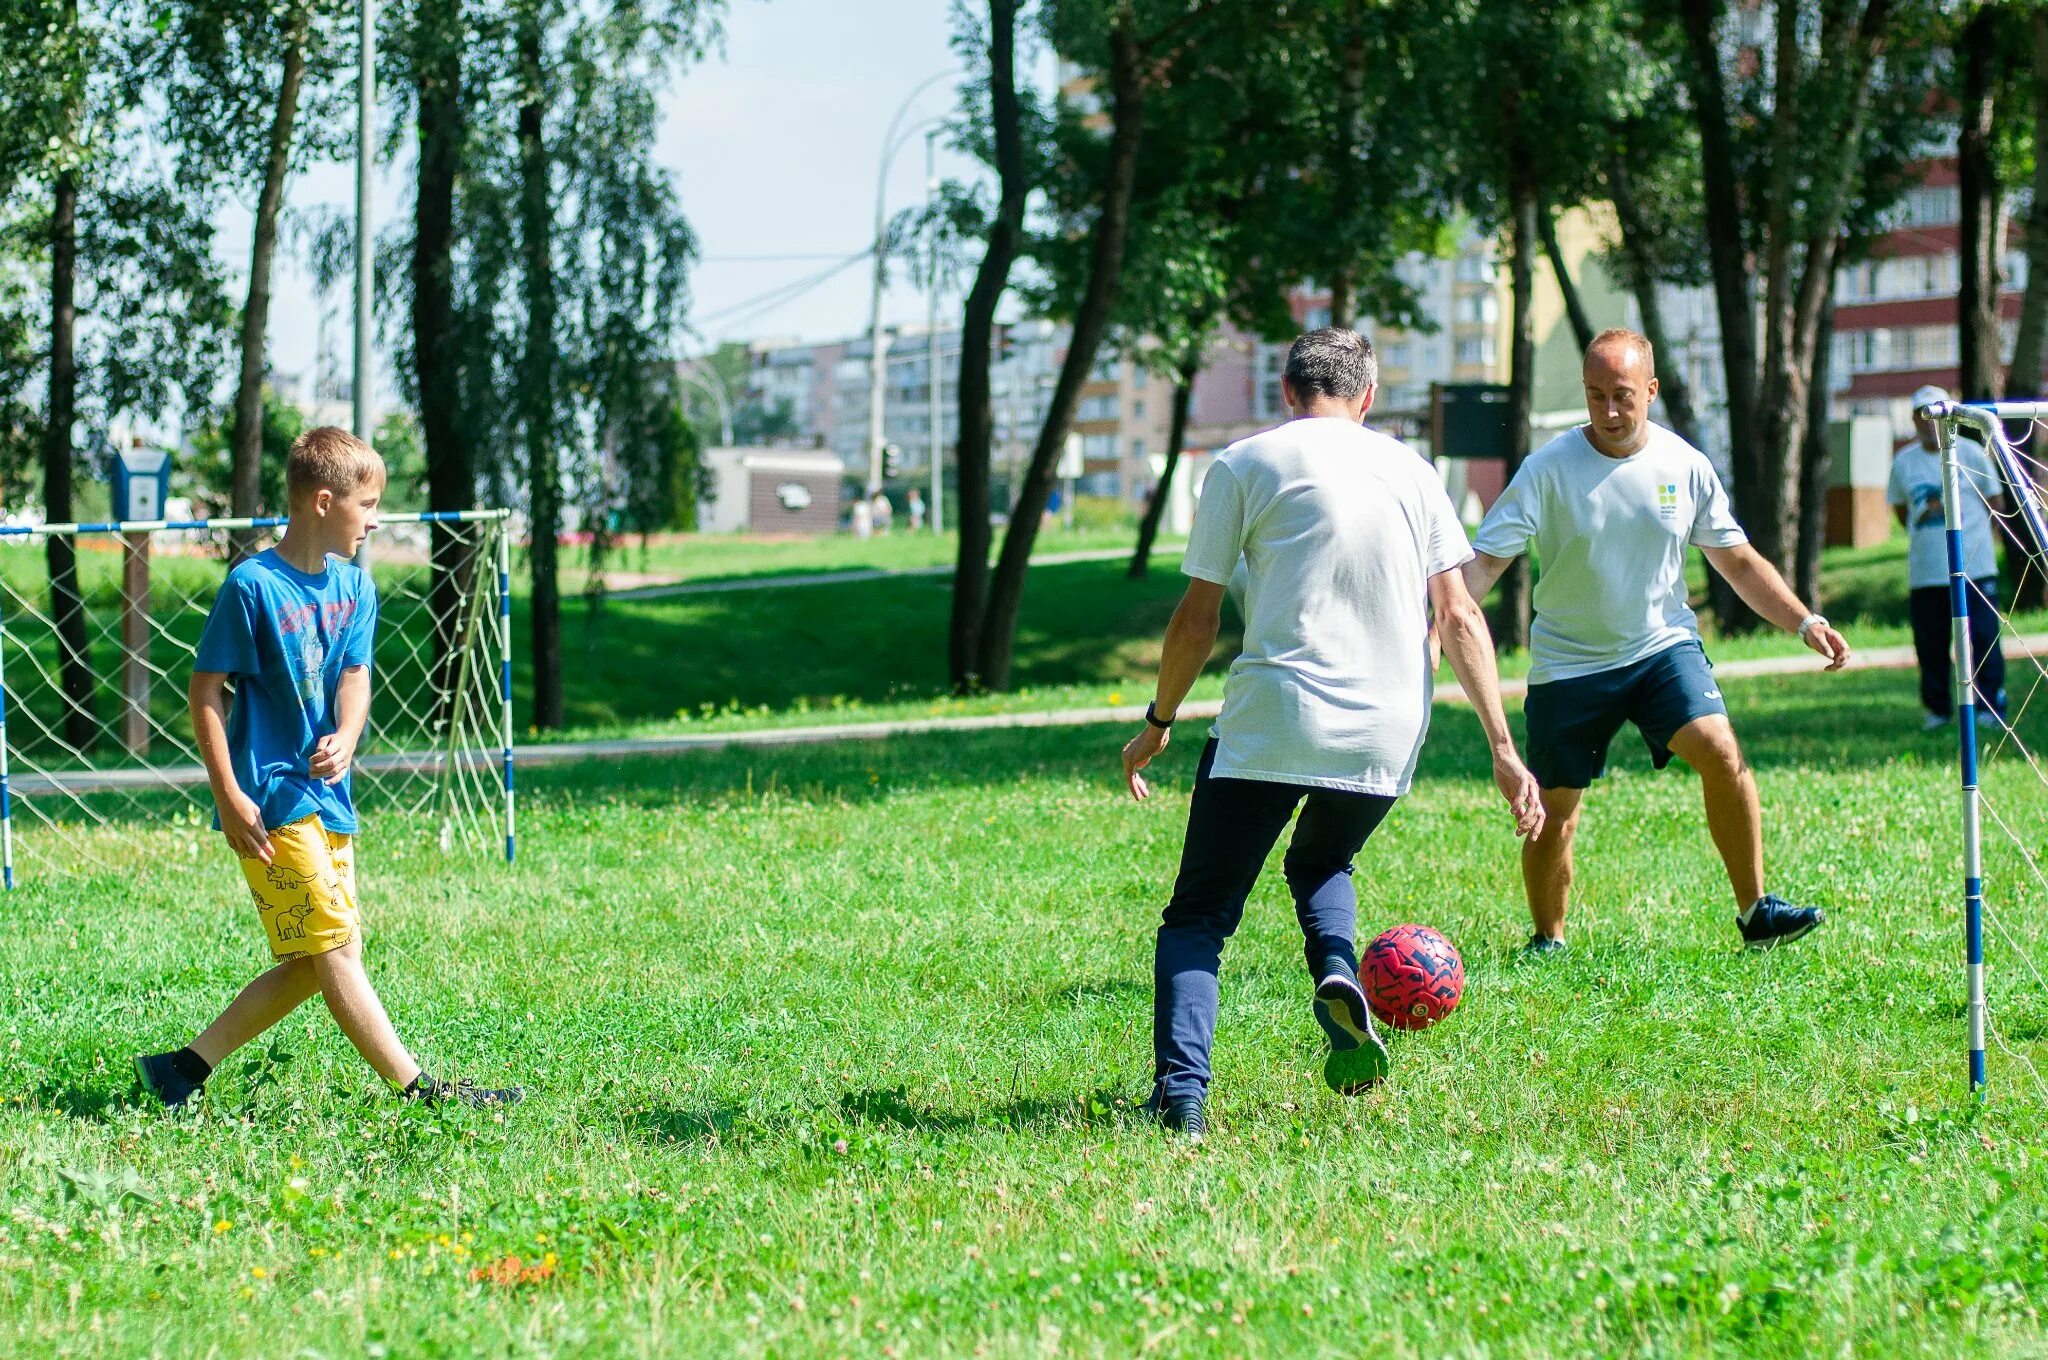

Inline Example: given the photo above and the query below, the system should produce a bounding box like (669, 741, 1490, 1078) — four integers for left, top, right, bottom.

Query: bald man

(1463, 328, 1852, 955)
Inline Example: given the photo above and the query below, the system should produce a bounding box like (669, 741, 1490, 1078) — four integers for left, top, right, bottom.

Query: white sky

(234, 0, 1050, 407)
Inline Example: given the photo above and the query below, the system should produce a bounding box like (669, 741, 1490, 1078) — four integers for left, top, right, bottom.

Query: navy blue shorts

(1523, 639, 1727, 790)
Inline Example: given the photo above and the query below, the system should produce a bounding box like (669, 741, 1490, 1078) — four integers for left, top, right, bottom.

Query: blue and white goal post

(1919, 397, 2048, 1099)
(0, 509, 515, 886)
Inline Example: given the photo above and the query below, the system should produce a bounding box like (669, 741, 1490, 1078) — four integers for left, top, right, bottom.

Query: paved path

(19, 633, 2044, 796)
(605, 545, 1180, 601)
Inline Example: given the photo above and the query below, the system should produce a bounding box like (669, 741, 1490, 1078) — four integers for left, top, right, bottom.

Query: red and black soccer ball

(1362, 924, 1465, 1031)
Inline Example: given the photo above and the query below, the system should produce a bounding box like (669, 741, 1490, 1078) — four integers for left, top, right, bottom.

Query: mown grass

(566, 522, 1162, 589)
(3, 666, 2047, 1357)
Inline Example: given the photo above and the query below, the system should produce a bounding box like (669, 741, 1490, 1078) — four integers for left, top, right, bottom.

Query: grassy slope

(2, 669, 2046, 1356)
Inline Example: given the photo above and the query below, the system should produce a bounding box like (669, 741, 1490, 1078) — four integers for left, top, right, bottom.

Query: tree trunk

(415, 16, 473, 698)
(948, 0, 1024, 694)
(976, 20, 1147, 690)
(1129, 345, 1199, 579)
(1539, 202, 1595, 353)
(518, 18, 562, 730)
(1496, 154, 1537, 652)
(1684, 0, 1889, 629)
(1676, 0, 1764, 632)
(1958, 1, 2003, 402)
(2011, 7, 2048, 400)
(230, 7, 309, 562)
(1796, 276, 1837, 606)
(46, 165, 93, 751)
(1607, 152, 1704, 452)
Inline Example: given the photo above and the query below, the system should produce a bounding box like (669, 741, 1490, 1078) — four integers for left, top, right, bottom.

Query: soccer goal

(0, 509, 515, 886)
(1920, 398, 2048, 1098)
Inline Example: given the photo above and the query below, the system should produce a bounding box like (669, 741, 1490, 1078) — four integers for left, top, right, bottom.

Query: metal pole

(354, 0, 377, 571)
(498, 522, 515, 864)
(0, 584, 14, 891)
(925, 128, 943, 535)
(1937, 413, 1988, 1098)
(867, 74, 954, 498)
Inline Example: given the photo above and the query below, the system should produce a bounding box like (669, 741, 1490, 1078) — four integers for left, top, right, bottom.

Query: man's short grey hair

(1283, 327, 1377, 402)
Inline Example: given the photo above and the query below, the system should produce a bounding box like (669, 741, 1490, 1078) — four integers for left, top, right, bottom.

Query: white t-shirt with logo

(1886, 437, 2001, 589)
(1181, 417, 1472, 797)
(1472, 423, 1748, 685)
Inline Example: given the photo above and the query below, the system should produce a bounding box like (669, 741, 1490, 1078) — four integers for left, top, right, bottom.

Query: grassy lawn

(563, 523, 1165, 591)
(520, 530, 2047, 740)
(3, 668, 2047, 1356)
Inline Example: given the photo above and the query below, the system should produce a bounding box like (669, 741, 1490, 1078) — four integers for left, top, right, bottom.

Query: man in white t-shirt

(1119, 327, 1543, 1141)
(1464, 328, 1852, 958)
(1890, 384, 2007, 730)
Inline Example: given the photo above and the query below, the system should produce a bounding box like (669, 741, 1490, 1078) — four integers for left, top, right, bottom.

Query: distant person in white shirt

(1119, 327, 1543, 1141)
(907, 486, 927, 532)
(1463, 328, 1851, 957)
(1890, 384, 2007, 730)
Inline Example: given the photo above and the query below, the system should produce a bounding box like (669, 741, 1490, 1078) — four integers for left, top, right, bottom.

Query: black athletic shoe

(1739, 894, 1825, 951)
(1519, 934, 1570, 960)
(1140, 1084, 1206, 1143)
(1313, 971, 1390, 1094)
(404, 1075, 524, 1109)
(133, 1052, 202, 1109)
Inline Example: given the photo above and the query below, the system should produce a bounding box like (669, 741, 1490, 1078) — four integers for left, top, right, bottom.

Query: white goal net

(0, 509, 514, 885)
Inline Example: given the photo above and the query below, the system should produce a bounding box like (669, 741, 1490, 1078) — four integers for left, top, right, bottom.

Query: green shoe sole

(1324, 1036, 1389, 1094)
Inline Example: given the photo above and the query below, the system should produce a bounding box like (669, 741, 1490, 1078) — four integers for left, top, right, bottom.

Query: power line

(699, 251, 872, 263)
(690, 247, 876, 332)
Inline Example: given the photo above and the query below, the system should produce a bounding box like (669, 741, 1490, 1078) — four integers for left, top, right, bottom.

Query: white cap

(1912, 384, 1950, 410)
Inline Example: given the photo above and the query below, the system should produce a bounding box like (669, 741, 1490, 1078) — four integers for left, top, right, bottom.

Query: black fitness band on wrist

(1145, 701, 1175, 729)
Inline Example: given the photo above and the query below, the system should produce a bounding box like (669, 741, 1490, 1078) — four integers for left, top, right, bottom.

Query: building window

(1454, 294, 1498, 325)
(1455, 254, 1496, 284)
(1082, 433, 1118, 460)
(1455, 337, 1496, 367)
(1077, 394, 1119, 422)
(1130, 438, 1146, 460)
(1133, 399, 1144, 419)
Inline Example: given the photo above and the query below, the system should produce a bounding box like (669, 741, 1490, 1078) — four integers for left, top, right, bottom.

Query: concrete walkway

(18, 633, 2043, 796)
(607, 545, 1181, 601)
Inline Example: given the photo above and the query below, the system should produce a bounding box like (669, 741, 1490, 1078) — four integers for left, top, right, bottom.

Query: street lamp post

(925, 127, 943, 535)
(866, 72, 955, 497)
(680, 362, 734, 446)
(354, 0, 376, 570)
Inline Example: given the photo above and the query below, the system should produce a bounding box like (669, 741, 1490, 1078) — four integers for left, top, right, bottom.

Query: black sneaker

(1739, 894, 1824, 951)
(1140, 1084, 1206, 1143)
(1313, 971, 1390, 1094)
(1519, 934, 1570, 960)
(404, 1075, 524, 1109)
(133, 1052, 202, 1109)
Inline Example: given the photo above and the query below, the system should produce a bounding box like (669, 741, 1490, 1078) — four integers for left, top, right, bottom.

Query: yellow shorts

(238, 816, 360, 962)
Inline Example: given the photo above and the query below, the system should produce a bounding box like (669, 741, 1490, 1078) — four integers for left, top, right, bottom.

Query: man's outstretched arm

(1121, 579, 1225, 801)
(1701, 543, 1851, 671)
(1430, 568, 1544, 839)
(1461, 551, 1516, 604)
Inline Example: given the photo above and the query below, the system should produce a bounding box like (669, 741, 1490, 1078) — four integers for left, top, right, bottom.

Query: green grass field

(5, 666, 2048, 1357)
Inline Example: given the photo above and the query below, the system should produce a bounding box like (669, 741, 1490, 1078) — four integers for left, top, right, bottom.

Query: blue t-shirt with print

(193, 549, 378, 834)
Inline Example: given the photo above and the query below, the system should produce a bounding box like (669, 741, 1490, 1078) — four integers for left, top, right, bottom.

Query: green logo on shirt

(1657, 483, 1679, 519)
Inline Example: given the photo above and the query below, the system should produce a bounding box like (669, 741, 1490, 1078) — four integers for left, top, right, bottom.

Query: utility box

(1825, 415, 1893, 548)
(1430, 382, 1511, 459)
(112, 442, 170, 522)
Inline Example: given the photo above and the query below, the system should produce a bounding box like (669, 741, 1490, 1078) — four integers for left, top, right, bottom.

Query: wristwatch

(1796, 613, 1828, 640)
(1145, 701, 1175, 729)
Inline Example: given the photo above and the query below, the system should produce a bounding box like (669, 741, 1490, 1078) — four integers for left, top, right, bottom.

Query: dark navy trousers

(1153, 738, 1397, 1101)
(1909, 581, 2006, 719)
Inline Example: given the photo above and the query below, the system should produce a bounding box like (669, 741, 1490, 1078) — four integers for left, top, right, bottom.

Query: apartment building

(1831, 158, 2031, 427)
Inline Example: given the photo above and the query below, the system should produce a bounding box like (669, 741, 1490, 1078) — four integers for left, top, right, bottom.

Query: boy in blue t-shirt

(134, 427, 520, 1111)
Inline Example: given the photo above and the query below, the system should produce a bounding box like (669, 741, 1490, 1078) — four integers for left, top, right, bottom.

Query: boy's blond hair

(286, 426, 385, 504)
